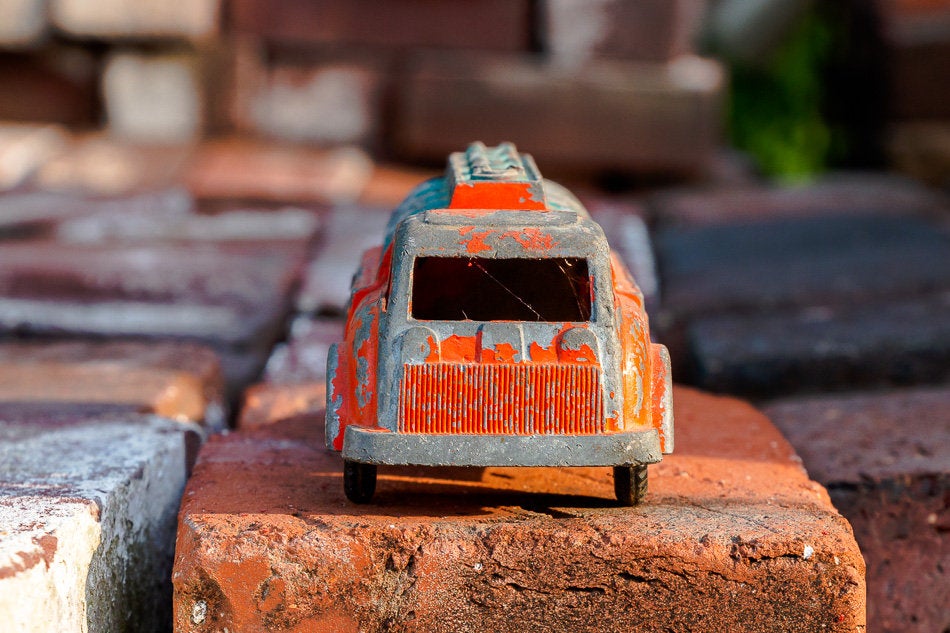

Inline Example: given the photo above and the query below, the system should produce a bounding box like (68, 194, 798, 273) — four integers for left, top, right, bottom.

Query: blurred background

(0, 0, 948, 187)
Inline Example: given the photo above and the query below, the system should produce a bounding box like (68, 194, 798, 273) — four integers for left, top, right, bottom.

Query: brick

(0, 240, 305, 393)
(295, 204, 391, 314)
(541, 0, 707, 65)
(0, 408, 202, 633)
(649, 173, 949, 228)
(0, 187, 192, 239)
(0, 0, 47, 47)
(0, 123, 67, 191)
(0, 340, 226, 429)
(231, 41, 384, 146)
(50, 0, 219, 40)
(687, 294, 950, 396)
(55, 204, 321, 245)
(585, 197, 659, 311)
(0, 48, 97, 125)
(656, 213, 950, 322)
(394, 52, 724, 176)
(764, 387, 950, 633)
(103, 51, 204, 143)
(238, 381, 325, 430)
(263, 317, 343, 384)
(36, 134, 192, 195)
(184, 138, 373, 205)
(229, 0, 532, 52)
(174, 386, 865, 632)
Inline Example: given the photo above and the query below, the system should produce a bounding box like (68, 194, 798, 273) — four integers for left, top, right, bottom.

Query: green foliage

(728, 10, 834, 180)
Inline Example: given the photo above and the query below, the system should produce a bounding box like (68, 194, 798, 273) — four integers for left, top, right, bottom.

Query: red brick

(229, 0, 532, 52)
(358, 163, 440, 209)
(394, 52, 724, 176)
(184, 138, 373, 205)
(174, 387, 865, 632)
(0, 340, 226, 428)
(764, 387, 950, 633)
(0, 123, 67, 192)
(541, 0, 707, 64)
(238, 381, 325, 430)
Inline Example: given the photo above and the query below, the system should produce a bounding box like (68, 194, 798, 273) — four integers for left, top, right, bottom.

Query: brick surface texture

(0, 408, 202, 633)
(765, 387, 950, 633)
(173, 386, 865, 632)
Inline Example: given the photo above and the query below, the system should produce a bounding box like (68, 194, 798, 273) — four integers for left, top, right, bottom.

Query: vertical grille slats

(400, 364, 604, 435)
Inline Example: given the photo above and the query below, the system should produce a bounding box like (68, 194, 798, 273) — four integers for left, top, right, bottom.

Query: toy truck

(326, 142, 672, 505)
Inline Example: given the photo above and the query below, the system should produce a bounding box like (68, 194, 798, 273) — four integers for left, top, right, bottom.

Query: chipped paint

(457, 226, 493, 254)
(500, 228, 558, 251)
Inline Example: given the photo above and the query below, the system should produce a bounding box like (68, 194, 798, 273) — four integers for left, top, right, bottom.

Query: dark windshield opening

(411, 257, 591, 322)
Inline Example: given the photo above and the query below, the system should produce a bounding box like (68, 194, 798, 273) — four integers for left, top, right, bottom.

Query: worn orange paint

(610, 252, 651, 433)
(429, 334, 479, 363)
(401, 364, 604, 435)
(482, 341, 519, 363)
(457, 226, 493, 254)
(449, 181, 546, 210)
(500, 227, 558, 251)
(650, 344, 671, 453)
(557, 343, 596, 364)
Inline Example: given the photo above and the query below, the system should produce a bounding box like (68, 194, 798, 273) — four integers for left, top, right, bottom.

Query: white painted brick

(103, 52, 202, 143)
(0, 412, 202, 632)
(241, 64, 378, 145)
(51, 0, 218, 39)
(0, 0, 47, 47)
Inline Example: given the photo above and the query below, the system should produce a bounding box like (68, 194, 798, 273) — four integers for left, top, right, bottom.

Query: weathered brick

(238, 381, 325, 430)
(687, 295, 950, 396)
(0, 123, 67, 191)
(358, 163, 440, 208)
(263, 317, 343, 384)
(103, 51, 204, 143)
(0, 0, 47, 47)
(764, 386, 950, 633)
(0, 408, 202, 633)
(0, 188, 192, 239)
(540, 0, 707, 65)
(586, 197, 659, 311)
(229, 0, 532, 52)
(231, 40, 384, 147)
(174, 387, 865, 632)
(0, 340, 226, 429)
(889, 121, 950, 187)
(656, 213, 950, 322)
(50, 0, 219, 40)
(295, 204, 391, 314)
(36, 135, 192, 195)
(649, 173, 949, 228)
(0, 240, 305, 393)
(184, 138, 373, 205)
(55, 204, 320, 245)
(394, 52, 724, 176)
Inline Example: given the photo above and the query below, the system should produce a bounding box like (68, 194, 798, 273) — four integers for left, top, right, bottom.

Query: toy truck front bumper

(342, 426, 662, 467)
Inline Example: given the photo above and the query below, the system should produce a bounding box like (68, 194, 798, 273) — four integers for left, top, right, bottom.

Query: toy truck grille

(399, 363, 605, 435)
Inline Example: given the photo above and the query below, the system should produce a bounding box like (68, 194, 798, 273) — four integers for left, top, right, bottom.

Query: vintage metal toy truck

(327, 142, 673, 505)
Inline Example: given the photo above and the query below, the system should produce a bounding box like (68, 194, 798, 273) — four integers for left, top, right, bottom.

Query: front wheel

(614, 464, 648, 506)
(343, 460, 377, 503)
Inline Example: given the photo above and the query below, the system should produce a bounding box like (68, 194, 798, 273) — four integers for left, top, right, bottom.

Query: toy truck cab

(327, 142, 672, 505)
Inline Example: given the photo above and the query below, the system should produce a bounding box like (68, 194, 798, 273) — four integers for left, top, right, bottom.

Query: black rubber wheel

(343, 460, 377, 503)
(614, 464, 648, 506)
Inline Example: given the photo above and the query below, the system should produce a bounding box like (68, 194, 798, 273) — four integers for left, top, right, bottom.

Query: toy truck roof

(383, 142, 594, 249)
